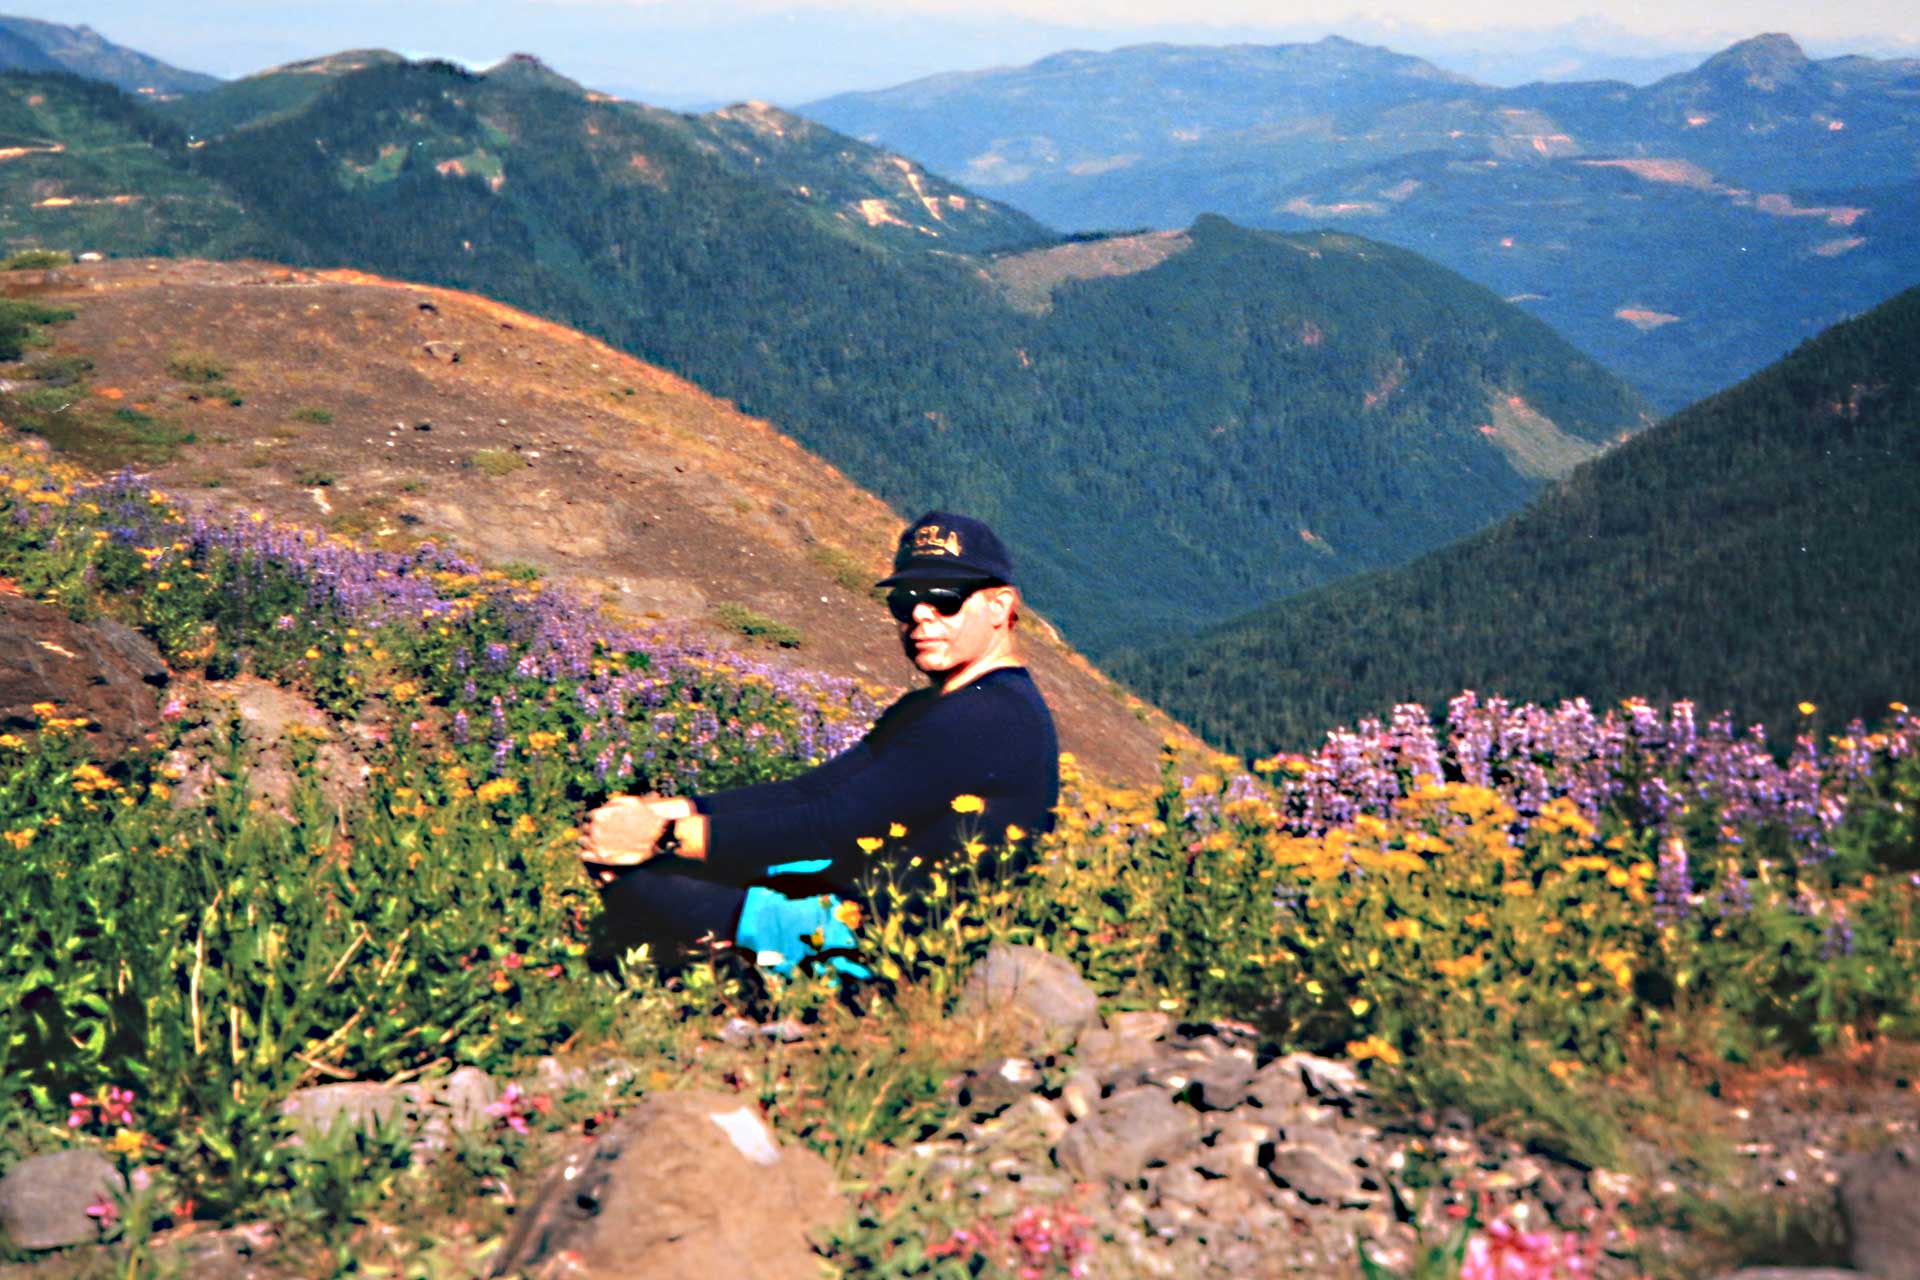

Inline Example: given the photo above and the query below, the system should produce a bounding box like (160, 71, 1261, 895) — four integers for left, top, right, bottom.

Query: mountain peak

(1699, 33, 1810, 85)
(484, 52, 585, 94)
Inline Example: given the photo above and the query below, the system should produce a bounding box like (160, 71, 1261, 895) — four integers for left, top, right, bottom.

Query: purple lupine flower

(1654, 838, 1691, 928)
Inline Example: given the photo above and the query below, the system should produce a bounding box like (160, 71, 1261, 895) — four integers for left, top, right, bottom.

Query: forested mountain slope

(1112, 283, 1920, 754)
(3, 56, 1647, 654)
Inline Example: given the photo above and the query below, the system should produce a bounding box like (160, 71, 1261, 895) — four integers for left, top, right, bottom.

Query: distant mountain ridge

(804, 33, 1920, 411)
(1, 54, 1646, 657)
(0, 14, 217, 96)
(1112, 281, 1920, 754)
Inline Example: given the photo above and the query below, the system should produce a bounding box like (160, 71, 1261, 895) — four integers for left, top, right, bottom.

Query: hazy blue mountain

(1113, 280, 1920, 754)
(0, 14, 218, 96)
(804, 34, 1920, 411)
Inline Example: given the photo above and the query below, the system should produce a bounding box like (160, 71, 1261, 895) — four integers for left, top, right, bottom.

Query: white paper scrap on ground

(709, 1106, 783, 1166)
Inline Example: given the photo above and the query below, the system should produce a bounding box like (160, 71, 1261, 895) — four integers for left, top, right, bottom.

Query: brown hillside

(4, 258, 1183, 782)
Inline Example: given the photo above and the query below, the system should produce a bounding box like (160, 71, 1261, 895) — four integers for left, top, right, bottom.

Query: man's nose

(912, 602, 941, 624)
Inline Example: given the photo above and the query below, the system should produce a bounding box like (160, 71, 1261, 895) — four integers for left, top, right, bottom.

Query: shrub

(810, 543, 885, 601)
(714, 601, 803, 648)
(468, 448, 525, 477)
(165, 353, 228, 384)
(0, 298, 74, 361)
(289, 406, 334, 424)
(1, 248, 73, 270)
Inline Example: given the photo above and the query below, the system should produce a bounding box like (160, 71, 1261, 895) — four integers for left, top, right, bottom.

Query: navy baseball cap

(875, 511, 1016, 587)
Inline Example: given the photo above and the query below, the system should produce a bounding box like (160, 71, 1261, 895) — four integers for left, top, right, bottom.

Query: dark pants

(591, 859, 748, 959)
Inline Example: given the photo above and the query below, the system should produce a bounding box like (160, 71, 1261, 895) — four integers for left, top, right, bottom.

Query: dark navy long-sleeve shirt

(692, 667, 1059, 899)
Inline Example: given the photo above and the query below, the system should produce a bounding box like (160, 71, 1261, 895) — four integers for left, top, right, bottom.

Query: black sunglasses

(886, 582, 996, 624)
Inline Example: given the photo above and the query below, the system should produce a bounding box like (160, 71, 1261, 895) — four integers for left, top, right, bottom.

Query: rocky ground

(4, 945, 1916, 1278)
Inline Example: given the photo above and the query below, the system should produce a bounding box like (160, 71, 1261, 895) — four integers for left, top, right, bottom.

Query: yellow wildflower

(3, 829, 32, 851)
(304, 647, 321, 660)
(856, 836, 884, 854)
(106, 1129, 148, 1157)
(475, 778, 519, 804)
(950, 794, 985, 814)
(1798, 701, 1817, 716)
(0, 734, 25, 751)
(832, 901, 863, 931)
(1347, 1034, 1401, 1066)
(525, 730, 562, 751)
(1349, 998, 1371, 1016)
(888, 823, 907, 838)
(32, 702, 57, 720)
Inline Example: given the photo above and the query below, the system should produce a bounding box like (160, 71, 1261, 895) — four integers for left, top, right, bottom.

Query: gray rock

(1173, 1055, 1257, 1111)
(280, 1082, 413, 1140)
(1266, 1142, 1369, 1208)
(1074, 1011, 1173, 1085)
(1841, 1142, 1920, 1280)
(1286, 1053, 1364, 1100)
(1059, 1069, 1103, 1120)
(1244, 1057, 1310, 1111)
(280, 1067, 499, 1154)
(958, 943, 1099, 1053)
(955, 1056, 1041, 1116)
(1106, 1011, 1172, 1043)
(0, 1149, 124, 1250)
(492, 1090, 841, 1280)
(150, 1221, 280, 1280)
(1712, 1271, 1870, 1280)
(1054, 1087, 1198, 1184)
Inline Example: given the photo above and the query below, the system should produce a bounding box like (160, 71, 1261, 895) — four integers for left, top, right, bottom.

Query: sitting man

(579, 511, 1059, 972)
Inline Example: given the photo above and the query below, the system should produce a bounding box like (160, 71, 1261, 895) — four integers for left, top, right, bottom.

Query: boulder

(280, 1066, 499, 1155)
(1266, 1142, 1371, 1208)
(0, 1149, 124, 1250)
(0, 593, 167, 759)
(493, 1091, 841, 1280)
(957, 943, 1098, 1053)
(1841, 1142, 1920, 1279)
(1054, 1087, 1199, 1185)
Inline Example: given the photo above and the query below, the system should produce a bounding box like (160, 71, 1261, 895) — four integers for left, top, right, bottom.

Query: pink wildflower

(1461, 1218, 1595, 1280)
(84, 1194, 118, 1228)
(485, 1083, 552, 1135)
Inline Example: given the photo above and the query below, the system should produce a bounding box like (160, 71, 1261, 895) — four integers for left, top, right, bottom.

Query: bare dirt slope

(8, 258, 1180, 782)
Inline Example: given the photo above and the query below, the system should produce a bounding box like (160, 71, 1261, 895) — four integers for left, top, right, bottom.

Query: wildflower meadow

(3, 430, 1917, 1276)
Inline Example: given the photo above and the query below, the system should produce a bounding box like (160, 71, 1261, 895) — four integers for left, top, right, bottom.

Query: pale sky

(20, 0, 1918, 106)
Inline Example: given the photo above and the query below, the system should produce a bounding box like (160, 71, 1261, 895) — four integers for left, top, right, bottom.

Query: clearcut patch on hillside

(1477, 392, 1605, 481)
(985, 230, 1191, 315)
